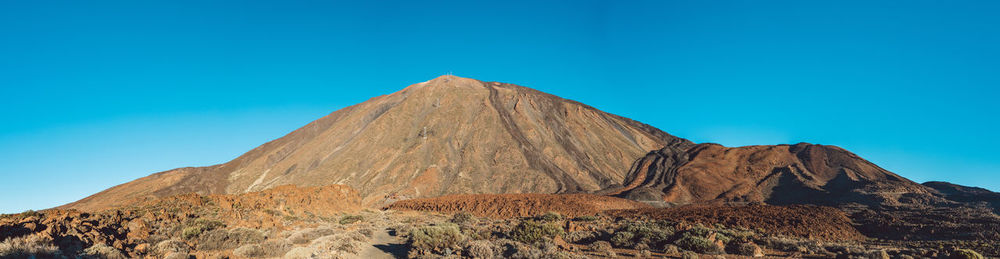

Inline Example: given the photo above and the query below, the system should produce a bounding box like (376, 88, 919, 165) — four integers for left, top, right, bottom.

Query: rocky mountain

(63, 75, 691, 211)
(614, 142, 1000, 241)
(615, 143, 938, 207)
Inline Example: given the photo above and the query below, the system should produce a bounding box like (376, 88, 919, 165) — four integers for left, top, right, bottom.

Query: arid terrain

(2, 76, 996, 258)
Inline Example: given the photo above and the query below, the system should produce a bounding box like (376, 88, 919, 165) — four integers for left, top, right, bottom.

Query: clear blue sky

(1, 1, 998, 213)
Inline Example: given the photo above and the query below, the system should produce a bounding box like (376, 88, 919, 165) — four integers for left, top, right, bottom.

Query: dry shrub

(181, 218, 225, 239)
(509, 241, 568, 259)
(283, 247, 317, 259)
(163, 252, 191, 259)
(196, 228, 265, 250)
(407, 223, 466, 254)
(618, 220, 675, 248)
(304, 232, 368, 258)
(867, 249, 890, 259)
(464, 240, 498, 259)
(287, 226, 338, 244)
(610, 231, 635, 248)
(587, 241, 615, 257)
(451, 212, 478, 225)
(154, 239, 190, 255)
(339, 215, 364, 225)
(674, 234, 722, 254)
(951, 249, 983, 259)
(81, 243, 127, 259)
(563, 231, 598, 244)
(731, 242, 763, 257)
(0, 235, 60, 258)
(286, 231, 370, 258)
(951, 248, 985, 259)
(509, 220, 563, 244)
(536, 211, 563, 222)
(234, 239, 292, 258)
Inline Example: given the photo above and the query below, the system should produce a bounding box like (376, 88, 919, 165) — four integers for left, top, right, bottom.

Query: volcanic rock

(615, 142, 936, 207)
(63, 75, 691, 211)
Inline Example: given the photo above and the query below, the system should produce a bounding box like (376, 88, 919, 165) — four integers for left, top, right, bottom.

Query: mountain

(923, 181, 1000, 212)
(615, 142, 937, 207)
(63, 75, 691, 211)
(614, 142, 1000, 241)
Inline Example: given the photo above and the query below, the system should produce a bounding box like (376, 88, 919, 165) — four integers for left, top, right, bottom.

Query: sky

(1, 0, 998, 213)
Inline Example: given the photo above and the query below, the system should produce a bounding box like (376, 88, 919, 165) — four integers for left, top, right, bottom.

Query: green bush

(339, 215, 364, 225)
(181, 218, 225, 239)
(715, 233, 732, 245)
(407, 223, 466, 254)
(182, 227, 203, 240)
(451, 212, 477, 225)
(573, 215, 598, 222)
(731, 242, 762, 256)
(611, 221, 674, 247)
(536, 211, 563, 222)
(681, 250, 700, 259)
(20, 210, 41, 218)
(509, 220, 564, 244)
(951, 249, 984, 259)
(459, 225, 490, 240)
(686, 224, 713, 237)
(193, 218, 225, 230)
(610, 231, 636, 248)
(674, 234, 723, 254)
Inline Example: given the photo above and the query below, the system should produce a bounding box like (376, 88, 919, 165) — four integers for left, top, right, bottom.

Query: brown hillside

(387, 193, 650, 218)
(615, 142, 937, 207)
(63, 75, 691, 211)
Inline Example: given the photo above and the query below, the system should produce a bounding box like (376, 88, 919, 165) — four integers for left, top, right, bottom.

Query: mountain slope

(616, 143, 937, 206)
(64, 75, 691, 211)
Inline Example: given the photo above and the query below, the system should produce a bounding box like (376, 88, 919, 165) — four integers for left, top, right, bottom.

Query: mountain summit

(64, 75, 691, 210)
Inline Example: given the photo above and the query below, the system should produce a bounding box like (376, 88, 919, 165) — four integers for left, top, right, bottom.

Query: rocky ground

(386, 193, 650, 218)
(1, 184, 995, 258)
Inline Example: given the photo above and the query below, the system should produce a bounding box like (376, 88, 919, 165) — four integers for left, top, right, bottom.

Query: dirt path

(358, 211, 407, 258)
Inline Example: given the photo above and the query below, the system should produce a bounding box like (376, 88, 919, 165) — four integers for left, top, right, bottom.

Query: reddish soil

(387, 193, 650, 218)
(0, 184, 361, 257)
(131, 184, 361, 229)
(603, 204, 866, 241)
